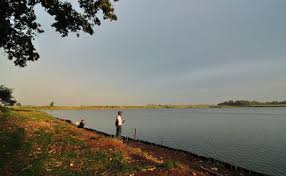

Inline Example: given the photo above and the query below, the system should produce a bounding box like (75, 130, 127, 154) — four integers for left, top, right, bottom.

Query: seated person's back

(78, 120, 85, 128)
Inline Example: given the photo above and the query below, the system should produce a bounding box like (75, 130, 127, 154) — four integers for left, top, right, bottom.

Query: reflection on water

(47, 107, 286, 176)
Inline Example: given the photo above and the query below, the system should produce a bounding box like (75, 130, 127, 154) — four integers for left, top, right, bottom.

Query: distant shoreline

(11, 104, 286, 111)
(17, 104, 212, 110)
(215, 104, 286, 108)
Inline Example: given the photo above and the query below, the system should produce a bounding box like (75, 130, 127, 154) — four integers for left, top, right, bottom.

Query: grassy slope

(0, 107, 208, 176)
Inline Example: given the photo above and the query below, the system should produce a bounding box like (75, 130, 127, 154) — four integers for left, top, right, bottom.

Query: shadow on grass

(0, 128, 54, 175)
(0, 120, 25, 174)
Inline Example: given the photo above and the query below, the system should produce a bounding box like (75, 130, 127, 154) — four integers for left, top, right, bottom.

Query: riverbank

(0, 107, 268, 176)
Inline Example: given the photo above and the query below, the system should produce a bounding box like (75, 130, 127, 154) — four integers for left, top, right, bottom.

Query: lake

(47, 108, 286, 176)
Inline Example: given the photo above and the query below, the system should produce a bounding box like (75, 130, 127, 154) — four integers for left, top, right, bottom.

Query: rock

(55, 161, 62, 167)
(147, 166, 156, 171)
(211, 167, 218, 171)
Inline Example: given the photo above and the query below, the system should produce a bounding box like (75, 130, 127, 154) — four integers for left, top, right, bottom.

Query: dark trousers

(116, 125, 122, 138)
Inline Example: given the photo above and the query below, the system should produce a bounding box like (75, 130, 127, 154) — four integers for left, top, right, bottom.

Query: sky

(1, 0, 286, 106)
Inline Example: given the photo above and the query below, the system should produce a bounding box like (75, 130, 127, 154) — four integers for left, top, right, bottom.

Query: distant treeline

(15, 104, 211, 111)
(218, 100, 286, 106)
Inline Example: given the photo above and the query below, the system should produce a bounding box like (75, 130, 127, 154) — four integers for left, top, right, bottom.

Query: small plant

(159, 160, 179, 170)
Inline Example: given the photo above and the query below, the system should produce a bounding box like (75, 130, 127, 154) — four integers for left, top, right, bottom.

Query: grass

(0, 107, 168, 175)
(158, 160, 180, 170)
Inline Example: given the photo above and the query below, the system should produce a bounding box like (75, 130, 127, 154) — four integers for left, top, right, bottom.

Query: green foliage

(0, 85, 16, 106)
(218, 100, 286, 106)
(0, 0, 118, 67)
(0, 106, 10, 118)
(50, 101, 54, 107)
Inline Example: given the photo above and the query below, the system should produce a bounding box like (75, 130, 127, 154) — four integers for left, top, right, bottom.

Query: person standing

(115, 111, 124, 138)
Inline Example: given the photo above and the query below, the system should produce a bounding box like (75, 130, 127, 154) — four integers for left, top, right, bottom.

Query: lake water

(47, 108, 286, 176)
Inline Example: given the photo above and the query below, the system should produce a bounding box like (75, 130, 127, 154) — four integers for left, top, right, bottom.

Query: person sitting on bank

(78, 119, 85, 128)
(115, 111, 124, 138)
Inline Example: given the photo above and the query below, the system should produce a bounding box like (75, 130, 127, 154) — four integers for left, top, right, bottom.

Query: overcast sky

(1, 0, 286, 106)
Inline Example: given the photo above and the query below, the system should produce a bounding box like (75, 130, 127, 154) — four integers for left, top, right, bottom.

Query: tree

(0, 0, 118, 67)
(50, 101, 54, 107)
(0, 85, 16, 106)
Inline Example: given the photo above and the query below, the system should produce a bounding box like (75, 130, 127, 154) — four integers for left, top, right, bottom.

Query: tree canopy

(0, 0, 118, 67)
(0, 85, 16, 106)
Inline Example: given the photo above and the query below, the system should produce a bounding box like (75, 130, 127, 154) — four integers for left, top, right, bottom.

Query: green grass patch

(17, 156, 46, 176)
(159, 160, 179, 170)
(58, 135, 85, 146)
(12, 129, 54, 176)
(0, 106, 11, 119)
(84, 150, 139, 174)
(33, 129, 54, 146)
(0, 128, 25, 169)
(61, 150, 79, 159)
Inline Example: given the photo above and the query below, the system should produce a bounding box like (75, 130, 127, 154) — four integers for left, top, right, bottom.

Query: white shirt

(116, 115, 123, 126)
